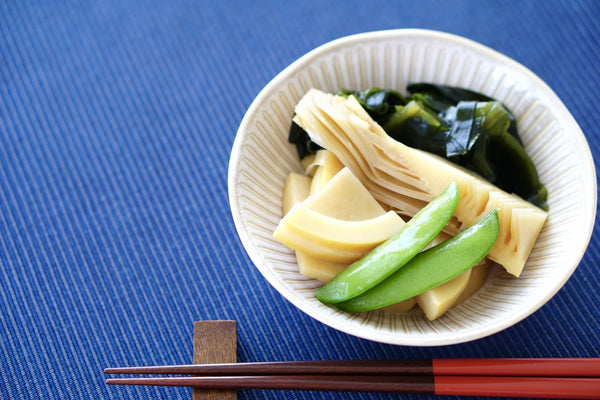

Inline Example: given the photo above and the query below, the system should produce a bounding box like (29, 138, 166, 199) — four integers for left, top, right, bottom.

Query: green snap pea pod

(315, 182, 459, 304)
(335, 209, 499, 313)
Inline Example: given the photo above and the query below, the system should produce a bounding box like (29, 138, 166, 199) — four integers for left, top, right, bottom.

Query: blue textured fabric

(1, 1, 599, 399)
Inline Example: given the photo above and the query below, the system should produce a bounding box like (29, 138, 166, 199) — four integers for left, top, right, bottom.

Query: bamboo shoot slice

(282, 173, 312, 215)
(296, 252, 348, 282)
(277, 204, 404, 254)
(273, 222, 367, 263)
(309, 151, 345, 194)
(382, 298, 417, 314)
(455, 259, 491, 306)
(416, 269, 472, 321)
(302, 167, 388, 220)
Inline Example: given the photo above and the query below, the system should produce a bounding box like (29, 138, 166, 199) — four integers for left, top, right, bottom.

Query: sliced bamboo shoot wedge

(275, 204, 404, 260)
(296, 251, 348, 282)
(416, 269, 471, 321)
(282, 173, 312, 215)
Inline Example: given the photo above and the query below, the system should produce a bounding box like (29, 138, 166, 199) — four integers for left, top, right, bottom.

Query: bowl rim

(228, 28, 598, 346)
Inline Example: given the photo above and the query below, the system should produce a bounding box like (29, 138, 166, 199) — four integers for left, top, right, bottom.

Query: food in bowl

(273, 84, 548, 320)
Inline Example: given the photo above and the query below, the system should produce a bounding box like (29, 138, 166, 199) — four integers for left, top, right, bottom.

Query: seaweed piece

(336, 88, 408, 121)
(288, 119, 322, 159)
(407, 83, 521, 144)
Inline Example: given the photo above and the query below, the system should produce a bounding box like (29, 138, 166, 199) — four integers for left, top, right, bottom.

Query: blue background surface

(1, 1, 599, 399)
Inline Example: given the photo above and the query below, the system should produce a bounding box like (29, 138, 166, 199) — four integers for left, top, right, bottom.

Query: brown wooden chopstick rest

(192, 320, 237, 400)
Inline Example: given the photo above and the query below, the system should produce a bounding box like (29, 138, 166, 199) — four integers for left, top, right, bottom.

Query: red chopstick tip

(433, 358, 600, 377)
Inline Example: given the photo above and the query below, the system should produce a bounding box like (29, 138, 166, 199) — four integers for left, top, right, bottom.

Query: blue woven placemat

(1, 1, 599, 399)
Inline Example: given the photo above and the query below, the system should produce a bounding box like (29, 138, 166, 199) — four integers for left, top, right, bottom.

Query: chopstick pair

(105, 358, 600, 399)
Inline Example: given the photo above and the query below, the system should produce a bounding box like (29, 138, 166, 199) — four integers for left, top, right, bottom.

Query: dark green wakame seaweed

(288, 84, 547, 210)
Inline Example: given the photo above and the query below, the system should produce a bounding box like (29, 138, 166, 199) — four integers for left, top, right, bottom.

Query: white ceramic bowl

(228, 29, 597, 346)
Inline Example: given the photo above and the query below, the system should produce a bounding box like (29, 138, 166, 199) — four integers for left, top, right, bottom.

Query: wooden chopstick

(105, 374, 600, 399)
(105, 359, 600, 399)
(105, 360, 430, 376)
(105, 358, 600, 377)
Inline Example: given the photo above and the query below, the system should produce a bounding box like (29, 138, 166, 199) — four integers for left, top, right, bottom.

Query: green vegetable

(406, 82, 520, 142)
(335, 209, 500, 313)
(288, 120, 322, 159)
(315, 182, 459, 304)
(289, 84, 548, 210)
